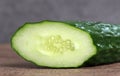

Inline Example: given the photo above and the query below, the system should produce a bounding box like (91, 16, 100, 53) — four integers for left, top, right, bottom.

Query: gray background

(1, 0, 120, 43)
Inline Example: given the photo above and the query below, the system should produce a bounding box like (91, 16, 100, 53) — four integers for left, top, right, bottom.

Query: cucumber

(63, 21, 120, 66)
(11, 21, 96, 68)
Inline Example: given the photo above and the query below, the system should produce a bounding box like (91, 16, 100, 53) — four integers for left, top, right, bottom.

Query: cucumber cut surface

(11, 21, 96, 68)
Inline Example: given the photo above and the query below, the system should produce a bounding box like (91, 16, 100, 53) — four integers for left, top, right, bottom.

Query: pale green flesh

(12, 21, 96, 67)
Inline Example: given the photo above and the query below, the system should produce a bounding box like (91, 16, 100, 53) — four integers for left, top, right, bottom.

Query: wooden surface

(0, 44, 120, 76)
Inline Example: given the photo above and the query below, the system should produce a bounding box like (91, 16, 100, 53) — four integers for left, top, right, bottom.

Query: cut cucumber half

(11, 20, 96, 68)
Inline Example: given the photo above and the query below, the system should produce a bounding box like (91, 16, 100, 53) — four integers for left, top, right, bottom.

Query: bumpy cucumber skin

(63, 21, 120, 66)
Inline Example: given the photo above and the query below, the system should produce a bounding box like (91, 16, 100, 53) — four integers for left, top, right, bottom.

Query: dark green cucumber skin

(63, 21, 120, 66)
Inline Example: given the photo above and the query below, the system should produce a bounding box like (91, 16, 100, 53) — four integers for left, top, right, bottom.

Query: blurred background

(0, 0, 120, 43)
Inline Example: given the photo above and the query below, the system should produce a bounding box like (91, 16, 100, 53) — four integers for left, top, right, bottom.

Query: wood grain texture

(0, 44, 120, 76)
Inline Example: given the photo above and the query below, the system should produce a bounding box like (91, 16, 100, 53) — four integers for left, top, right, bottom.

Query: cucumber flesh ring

(11, 21, 96, 68)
